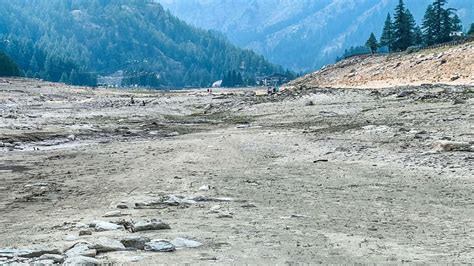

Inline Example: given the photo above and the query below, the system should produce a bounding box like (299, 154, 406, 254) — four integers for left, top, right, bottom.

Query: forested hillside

(0, 0, 285, 87)
(0, 51, 20, 77)
(160, 0, 474, 71)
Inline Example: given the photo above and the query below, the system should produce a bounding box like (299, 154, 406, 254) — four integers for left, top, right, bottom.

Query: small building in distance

(97, 71, 124, 88)
(212, 80, 223, 88)
(260, 73, 289, 86)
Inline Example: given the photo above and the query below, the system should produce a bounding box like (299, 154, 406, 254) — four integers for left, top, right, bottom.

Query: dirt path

(1, 79, 473, 264)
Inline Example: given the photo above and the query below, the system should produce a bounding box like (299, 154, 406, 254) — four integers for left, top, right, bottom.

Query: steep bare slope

(288, 42, 474, 89)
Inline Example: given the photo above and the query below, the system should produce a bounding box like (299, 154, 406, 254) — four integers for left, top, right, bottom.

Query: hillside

(288, 42, 474, 89)
(159, 0, 474, 71)
(0, 0, 284, 87)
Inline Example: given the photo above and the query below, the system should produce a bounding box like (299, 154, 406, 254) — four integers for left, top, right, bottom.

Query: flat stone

(133, 220, 170, 232)
(34, 259, 55, 266)
(171, 238, 203, 248)
(63, 255, 99, 265)
(103, 211, 122, 217)
(39, 254, 64, 263)
(144, 240, 175, 252)
(89, 237, 125, 253)
(120, 236, 151, 250)
(25, 249, 61, 258)
(64, 243, 96, 258)
(65, 235, 80, 241)
(93, 221, 122, 231)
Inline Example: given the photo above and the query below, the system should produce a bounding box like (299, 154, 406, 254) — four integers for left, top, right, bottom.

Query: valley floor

(0, 78, 473, 264)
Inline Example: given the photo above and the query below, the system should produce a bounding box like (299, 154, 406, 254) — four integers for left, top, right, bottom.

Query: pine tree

(413, 26, 423, 45)
(422, 5, 437, 45)
(380, 13, 394, 52)
(406, 9, 417, 46)
(423, 0, 462, 44)
(365, 33, 378, 54)
(433, 0, 446, 41)
(393, 0, 412, 51)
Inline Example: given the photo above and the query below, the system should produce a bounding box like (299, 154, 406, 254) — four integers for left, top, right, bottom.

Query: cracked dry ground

(1, 80, 473, 264)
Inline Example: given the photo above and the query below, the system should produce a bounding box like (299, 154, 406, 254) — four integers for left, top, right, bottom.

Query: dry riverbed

(0, 78, 473, 264)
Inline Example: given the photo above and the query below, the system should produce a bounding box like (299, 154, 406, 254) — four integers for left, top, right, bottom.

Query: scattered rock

(453, 98, 466, 105)
(89, 237, 126, 253)
(79, 230, 92, 236)
(199, 185, 211, 191)
(432, 140, 473, 152)
(450, 75, 460, 81)
(241, 203, 257, 208)
(116, 203, 129, 209)
(133, 219, 171, 232)
(171, 238, 203, 248)
(305, 99, 314, 106)
(34, 259, 55, 265)
(0, 247, 61, 259)
(103, 210, 122, 217)
(67, 134, 76, 141)
(65, 235, 80, 242)
(93, 221, 122, 231)
(216, 212, 233, 219)
(120, 236, 151, 250)
(144, 240, 175, 252)
(208, 205, 221, 213)
(63, 255, 99, 265)
(38, 254, 64, 263)
(64, 243, 96, 258)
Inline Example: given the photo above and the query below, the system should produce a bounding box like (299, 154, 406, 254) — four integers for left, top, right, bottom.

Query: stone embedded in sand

(120, 236, 151, 250)
(102, 210, 122, 217)
(171, 238, 203, 248)
(65, 235, 79, 242)
(133, 220, 171, 232)
(0, 247, 61, 259)
(432, 140, 473, 152)
(64, 243, 96, 258)
(93, 221, 122, 231)
(199, 185, 211, 191)
(79, 230, 92, 236)
(89, 237, 126, 253)
(116, 203, 129, 209)
(39, 254, 64, 263)
(144, 240, 175, 252)
(63, 255, 99, 265)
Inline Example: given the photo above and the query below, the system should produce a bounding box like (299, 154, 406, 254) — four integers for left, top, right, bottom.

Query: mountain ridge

(159, 0, 474, 71)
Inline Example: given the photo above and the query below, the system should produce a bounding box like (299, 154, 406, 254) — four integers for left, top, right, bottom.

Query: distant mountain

(0, 0, 285, 87)
(159, 0, 474, 72)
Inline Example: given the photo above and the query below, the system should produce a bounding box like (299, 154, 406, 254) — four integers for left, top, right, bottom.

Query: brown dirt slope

(288, 42, 474, 89)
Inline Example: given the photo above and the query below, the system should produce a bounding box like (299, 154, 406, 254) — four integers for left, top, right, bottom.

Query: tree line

(363, 0, 470, 55)
(0, 0, 289, 88)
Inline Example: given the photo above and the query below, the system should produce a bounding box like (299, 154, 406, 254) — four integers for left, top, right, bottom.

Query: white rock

(199, 185, 211, 191)
(94, 221, 122, 231)
(89, 237, 125, 252)
(65, 235, 79, 242)
(133, 220, 170, 232)
(102, 211, 122, 217)
(144, 240, 175, 252)
(63, 255, 99, 265)
(64, 243, 96, 258)
(171, 238, 203, 248)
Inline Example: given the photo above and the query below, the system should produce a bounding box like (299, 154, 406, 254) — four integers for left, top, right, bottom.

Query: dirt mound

(288, 42, 474, 89)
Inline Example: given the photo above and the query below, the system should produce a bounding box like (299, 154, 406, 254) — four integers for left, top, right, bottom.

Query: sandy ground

(1, 78, 473, 264)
